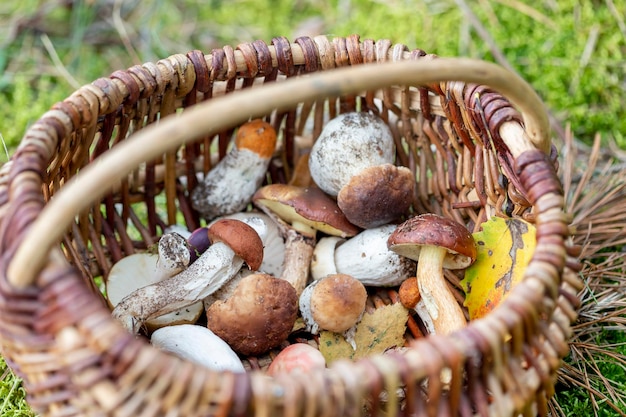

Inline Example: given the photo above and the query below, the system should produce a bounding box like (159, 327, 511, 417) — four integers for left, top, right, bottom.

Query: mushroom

(336, 163, 414, 229)
(387, 213, 477, 335)
(299, 273, 367, 348)
(266, 343, 326, 376)
(308, 112, 414, 228)
(106, 232, 203, 331)
(211, 211, 285, 277)
(312, 225, 415, 287)
(310, 236, 344, 281)
(151, 324, 245, 373)
(112, 219, 263, 333)
(206, 273, 298, 356)
(309, 112, 395, 197)
(202, 212, 286, 312)
(397, 276, 420, 310)
(253, 184, 359, 296)
(191, 119, 277, 220)
(187, 226, 212, 263)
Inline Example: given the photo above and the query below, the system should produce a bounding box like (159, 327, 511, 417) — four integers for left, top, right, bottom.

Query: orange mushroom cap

(234, 119, 277, 159)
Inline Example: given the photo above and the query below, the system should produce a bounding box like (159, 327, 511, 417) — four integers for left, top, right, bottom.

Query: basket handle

(7, 58, 551, 288)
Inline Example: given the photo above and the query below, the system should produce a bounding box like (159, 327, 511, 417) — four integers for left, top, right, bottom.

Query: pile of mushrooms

(106, 114, 481, 376)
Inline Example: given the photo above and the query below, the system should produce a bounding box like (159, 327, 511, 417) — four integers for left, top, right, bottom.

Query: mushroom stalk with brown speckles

(112, 219, 263, 333)
(191, 119, 277, 220)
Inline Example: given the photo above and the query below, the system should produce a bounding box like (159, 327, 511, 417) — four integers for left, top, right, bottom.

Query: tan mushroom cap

(252, 184, 359, 238)
(206, 273, 298, 356)
(207, 218, 264, 271)
(337, 163, 414, 229)
(311, 273, 367, 333)
(387, 213, 477, 269)
(398, 277, 420, 309)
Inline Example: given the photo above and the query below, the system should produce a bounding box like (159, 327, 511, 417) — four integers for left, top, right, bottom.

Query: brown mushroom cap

(206, 273, 298, 356)
(337, 164, 414, 229)
(310, 273, 367, 333)
(207, 219, 264, 271)
(387, 213, 477, 269)
(252, 184, 359, 238)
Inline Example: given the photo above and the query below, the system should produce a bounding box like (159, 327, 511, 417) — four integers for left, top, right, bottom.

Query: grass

(0, 356, 35, 417)
(0, 0, 625, 415)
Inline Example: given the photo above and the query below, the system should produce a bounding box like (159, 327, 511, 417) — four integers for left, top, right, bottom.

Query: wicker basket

(0, 35, 582, 416)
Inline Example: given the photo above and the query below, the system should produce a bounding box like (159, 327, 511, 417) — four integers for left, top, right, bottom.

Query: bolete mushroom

(151, 324, 245, 373)
(387, 213, 477, 335)
(106, 233, 203, 331)
(252, 184, 359, 296)
(299, 273, 367, 348)
(309, 112, 395, 197)
(206, 273, 298, 356)
(266, 343, 326, 376)
(308, 112, 414, 228)
(313, 225, 415, 287)
(191, 119, 277, 220)
(112, 219, 263, 333)
(211, 211, 285, 277)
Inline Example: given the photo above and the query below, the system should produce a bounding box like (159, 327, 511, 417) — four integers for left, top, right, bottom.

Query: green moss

(0, 357, 35, 417)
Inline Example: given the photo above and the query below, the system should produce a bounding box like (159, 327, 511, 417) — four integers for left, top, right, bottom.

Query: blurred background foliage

(1, 0, 625, 162)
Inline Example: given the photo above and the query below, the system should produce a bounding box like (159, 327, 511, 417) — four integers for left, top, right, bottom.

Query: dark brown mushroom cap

(252, 184, 359, 238)
(207, 219, 264, 271)
(206, 273, 298, 356)
(387, 213, 477, 269)
(337, 164, 414, 229)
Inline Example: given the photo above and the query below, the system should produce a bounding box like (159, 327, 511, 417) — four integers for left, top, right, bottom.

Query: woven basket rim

(0, 35, 581, 417)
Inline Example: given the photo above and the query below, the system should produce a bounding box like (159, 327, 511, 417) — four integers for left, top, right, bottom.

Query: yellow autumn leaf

(318, 303, 409, 364)
(318, 331, 354, 364)
(461, 216, 536, 320)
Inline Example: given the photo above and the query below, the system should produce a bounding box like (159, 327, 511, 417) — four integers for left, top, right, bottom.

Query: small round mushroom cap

(187, 226, 211, 263)
(207, 219, 264, 271)
(387, 213, 477, 269)
(337, 164, 414, 229)
(252, 184, 359, 238)
(266, 343, 326, 376)
(310, 273, 367, 333)
(398, 277, 420, 309)
(206, 273, 298, 356)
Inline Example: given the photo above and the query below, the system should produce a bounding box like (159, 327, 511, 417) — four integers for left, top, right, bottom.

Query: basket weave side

(0, 34, 582, 416)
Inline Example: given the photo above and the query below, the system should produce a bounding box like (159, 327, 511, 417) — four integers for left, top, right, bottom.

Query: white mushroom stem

(112, 242, 243, 333)
(333, 225, 415, 286)
(155, 232, 190, 281)
(151, 325, 245, 373)
(310, 236, 344, 281)
(191, 147, 271, 220)
(255, 204, 315, 297)
(415, 245, 466, 335)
